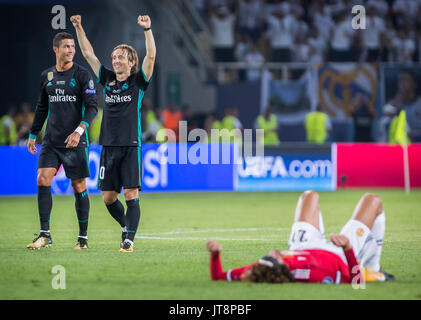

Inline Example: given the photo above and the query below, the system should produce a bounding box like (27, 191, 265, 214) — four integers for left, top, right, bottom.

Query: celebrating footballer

(70, 14, 156, 252)
(27, 32, 98, 250)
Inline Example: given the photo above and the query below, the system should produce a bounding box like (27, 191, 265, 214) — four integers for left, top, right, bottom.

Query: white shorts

(287, 220, 377, 266)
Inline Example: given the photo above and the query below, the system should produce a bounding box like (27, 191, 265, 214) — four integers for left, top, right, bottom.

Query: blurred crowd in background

(199, 0, 421, 65)
(1, 0, 419, 147)
(2, 81, 416, 147)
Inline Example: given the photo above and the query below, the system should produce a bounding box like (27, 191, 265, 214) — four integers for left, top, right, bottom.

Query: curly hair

(111, 44, 139, 75)
(247, 263, 295, 284)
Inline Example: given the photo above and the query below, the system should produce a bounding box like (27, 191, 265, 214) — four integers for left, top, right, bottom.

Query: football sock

(319, 211, 325, 237)
(75, 190, 90, 237)
(38, 186, 52, 232)
(106, 199, 126, 228)
(126, 198, 140, 242)
(368, 211, 386, 272)
(124, 239, 134, 246)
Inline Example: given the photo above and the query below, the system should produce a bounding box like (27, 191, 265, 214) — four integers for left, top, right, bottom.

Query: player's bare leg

(349, 193, 383, 229)
(124, 188, 139, 202)
(102, 190, 119, 205)
(37, 167, 57, 186)
(27, 168, 56, 249)
(120, 188, 140, 252)
(292, 190, 321, 230)
(287, 190, 326, 248)
(342, 193, 393, 281)
(72, 178, 89, 249)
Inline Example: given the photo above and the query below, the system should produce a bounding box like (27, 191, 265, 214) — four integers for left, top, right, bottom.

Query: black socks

(125, 198, 140, 242)
(38, 186, 90, 238)
(75, 190, 90, 237)
(106, 199, 127, 228)
(38, 186, 52, 232)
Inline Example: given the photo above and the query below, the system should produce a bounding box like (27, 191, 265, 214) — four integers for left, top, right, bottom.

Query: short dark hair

(53, 32, 74, 48)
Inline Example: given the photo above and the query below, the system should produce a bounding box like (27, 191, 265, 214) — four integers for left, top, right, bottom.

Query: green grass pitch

(0, 189, 420, 300)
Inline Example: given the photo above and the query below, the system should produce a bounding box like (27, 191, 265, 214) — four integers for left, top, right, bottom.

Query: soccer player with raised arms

(70, 14, 156, 252)
(27, 32, 98, 250)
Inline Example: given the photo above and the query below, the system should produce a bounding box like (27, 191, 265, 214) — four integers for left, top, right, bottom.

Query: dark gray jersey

(30, 63, 98, 148)
(97, 65, 150, 146)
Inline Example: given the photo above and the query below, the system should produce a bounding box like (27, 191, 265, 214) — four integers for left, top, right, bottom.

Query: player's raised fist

(70, 15, 82, 28)
(206, 240, 222, 253)
(138, 15, 151, 29)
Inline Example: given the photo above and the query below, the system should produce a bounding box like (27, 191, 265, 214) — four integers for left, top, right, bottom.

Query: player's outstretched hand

(27, 138, 37, 155)
(64, 131, 81, 148)
(206, 240, 222, 253)
(330, 234, 351, 251)
(138, 15, 151, 29)
(70, 15, 82, 28)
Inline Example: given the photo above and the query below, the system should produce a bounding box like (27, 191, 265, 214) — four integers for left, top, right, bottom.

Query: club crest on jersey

(322, 277, 334, 284)
(357, 228, 364, 237)
(47, 72, 54, 81)
(69, 78, 77, 87)
(122, 83, 128, 91)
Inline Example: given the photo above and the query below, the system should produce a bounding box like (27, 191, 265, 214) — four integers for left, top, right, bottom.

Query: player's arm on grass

(70, 15, 101, 78)
(138, 15, 156, 81)
(330, 234, 363, 284)
(206, 240, 251, 281)
(28, 74, 49, 154)
(206, 240, 227, 280)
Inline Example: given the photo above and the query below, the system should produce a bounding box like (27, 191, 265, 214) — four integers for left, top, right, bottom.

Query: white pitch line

(136, 227, 288, 241)
(140, 227, 289, 236)
(136, 236, 279, 241)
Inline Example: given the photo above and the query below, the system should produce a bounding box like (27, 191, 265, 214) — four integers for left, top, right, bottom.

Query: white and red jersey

(280, 249, 360, 284)
(209, 248, 362, 284)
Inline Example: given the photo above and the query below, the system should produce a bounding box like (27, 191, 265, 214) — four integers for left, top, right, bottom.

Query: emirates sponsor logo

(49, 88, 77, 102)
(105, 94, 132, 104)
(49, 95, 77, 102)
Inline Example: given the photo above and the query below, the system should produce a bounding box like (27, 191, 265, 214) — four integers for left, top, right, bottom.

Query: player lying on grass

(206, 190, 395, 284)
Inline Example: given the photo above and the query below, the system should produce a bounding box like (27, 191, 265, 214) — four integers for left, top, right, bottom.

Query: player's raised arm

(138, 15, 156, 80)
(206, 240, 226, 280)
(70, 15, 101, 78)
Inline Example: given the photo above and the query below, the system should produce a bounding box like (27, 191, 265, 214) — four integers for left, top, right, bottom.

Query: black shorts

(38, 144, 90, 179)
(97, 146, 142, 193)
